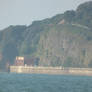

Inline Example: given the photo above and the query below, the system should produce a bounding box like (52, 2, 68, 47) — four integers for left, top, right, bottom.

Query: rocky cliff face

(37, 24, 92, 67)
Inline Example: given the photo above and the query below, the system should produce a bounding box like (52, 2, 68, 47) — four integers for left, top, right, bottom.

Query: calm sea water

(0, 73, 92, 92)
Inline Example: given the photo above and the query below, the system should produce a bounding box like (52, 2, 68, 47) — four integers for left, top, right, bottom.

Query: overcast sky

(0, 0, 91, 29)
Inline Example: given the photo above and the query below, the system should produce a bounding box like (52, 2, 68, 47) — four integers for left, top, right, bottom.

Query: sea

(0, 73, 92, 92)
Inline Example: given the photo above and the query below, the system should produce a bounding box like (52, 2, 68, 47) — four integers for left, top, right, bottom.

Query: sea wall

(10, 66, 92, 76)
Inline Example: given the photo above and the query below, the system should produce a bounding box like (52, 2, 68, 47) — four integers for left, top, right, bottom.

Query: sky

(0, 0, 91, 30)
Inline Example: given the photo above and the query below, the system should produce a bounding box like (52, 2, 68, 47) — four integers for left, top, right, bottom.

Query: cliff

(0, 1, 92, 70)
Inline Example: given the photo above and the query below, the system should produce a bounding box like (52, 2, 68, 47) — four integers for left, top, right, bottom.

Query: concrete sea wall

(10, 66, 92, 76)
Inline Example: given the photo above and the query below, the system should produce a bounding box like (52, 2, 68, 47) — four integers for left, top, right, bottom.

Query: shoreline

(10, 66, 92, 76)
